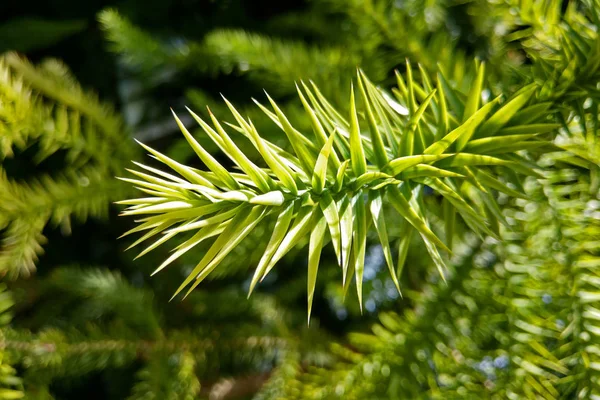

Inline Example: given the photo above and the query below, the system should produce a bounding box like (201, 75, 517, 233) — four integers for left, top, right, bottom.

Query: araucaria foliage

(1, 0, 600, 398)
(120, 65, 550, 317)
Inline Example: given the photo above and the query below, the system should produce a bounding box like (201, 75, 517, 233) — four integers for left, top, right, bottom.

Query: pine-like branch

(119, 64, 554, 315)
(1, 53, 137, 166)
(99, 10, 364, 99)
(0, 54, 138, 277)
(0, 168, 129, 277)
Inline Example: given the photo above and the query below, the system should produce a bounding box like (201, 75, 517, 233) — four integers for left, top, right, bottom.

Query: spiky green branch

(120, 63, 555, 316)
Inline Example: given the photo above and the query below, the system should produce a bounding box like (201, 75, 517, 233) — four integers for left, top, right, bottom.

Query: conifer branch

(120, 64, 554, 315)
(0, 54, 137, 277)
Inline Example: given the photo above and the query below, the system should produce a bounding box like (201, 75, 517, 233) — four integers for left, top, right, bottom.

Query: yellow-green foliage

(0, 54, 135, 277)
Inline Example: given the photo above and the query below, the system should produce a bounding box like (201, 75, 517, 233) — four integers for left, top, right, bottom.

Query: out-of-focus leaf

(0, 18, 86, 52)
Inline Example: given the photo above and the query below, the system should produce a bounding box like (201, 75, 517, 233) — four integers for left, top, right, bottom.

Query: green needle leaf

(437, 69, 464, 118)
(474, 169, 528, 199)
(369, 191, 401, 294)
(205, 109, 274, 193)
(172, 110, 240, 190)
(243, 121, 299, 195)
(464, 134, 541, 154)
(334, 159, 349, 193)
(428, 97, 499, 154)
(435, 154, 512, 168)
(248, 202, 295, 296)
(496, 123, 560, 136)
(353, 193, 367, 312)
(307, 212, 327, 323)
(398, 165, 464, 180)
(249, 191, 286, 206)
(165, 205, 243, 234)
(463, 61, 486, 122)
(134, 140, 216, 189)
(435, 73, 449, 138)
(510, 102, 553, 125)
(388, 186, 450, 253)
(320, 191, 341, 265)
(152, 222, 226, 276)
(474, 84, 537, 139)
(184, 206, 268, 297)
(349, 84, 367, 176)
(312, 132, 336, 193)
(264, 93, 316, 173)
(262, 205, 316, 279)
(396, 221, 413, 281)
(339, 195, 354, 284)
(171, 206, 254, 299)
(386, 154, 450, 176)
(357, 70, 387, 167)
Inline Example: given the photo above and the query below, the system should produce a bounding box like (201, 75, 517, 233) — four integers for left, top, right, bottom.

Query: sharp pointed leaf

(320, 191, 341, 265)
(172, 110, 240, 190)
(386, 154, 450, 176)
(427, 97, 499, 154)
(339, 195, 354, 284)
(312, 132, 336, 193)
(369, 191, 400, 294)
(475, 85, 537, 139)
(171, 206, 254, 299)
(349, 84, 367, 176)
(307, 213, 327, 323)
(262, 205, 316, 279)
(248, 202, 295, 296)
(388, 186, 450, 253)
(357, 70, 387, 167)
(353, 193, 367, 312)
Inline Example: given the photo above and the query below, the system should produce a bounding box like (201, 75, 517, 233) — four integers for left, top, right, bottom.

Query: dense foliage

(0, 0, 599, 398)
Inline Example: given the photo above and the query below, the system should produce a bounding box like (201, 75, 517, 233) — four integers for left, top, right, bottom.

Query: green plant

(2, 0, 600, 398)
(120, 64, 552, 316)
(0, 53, 135, 278)
(0, 52, 325, 399)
